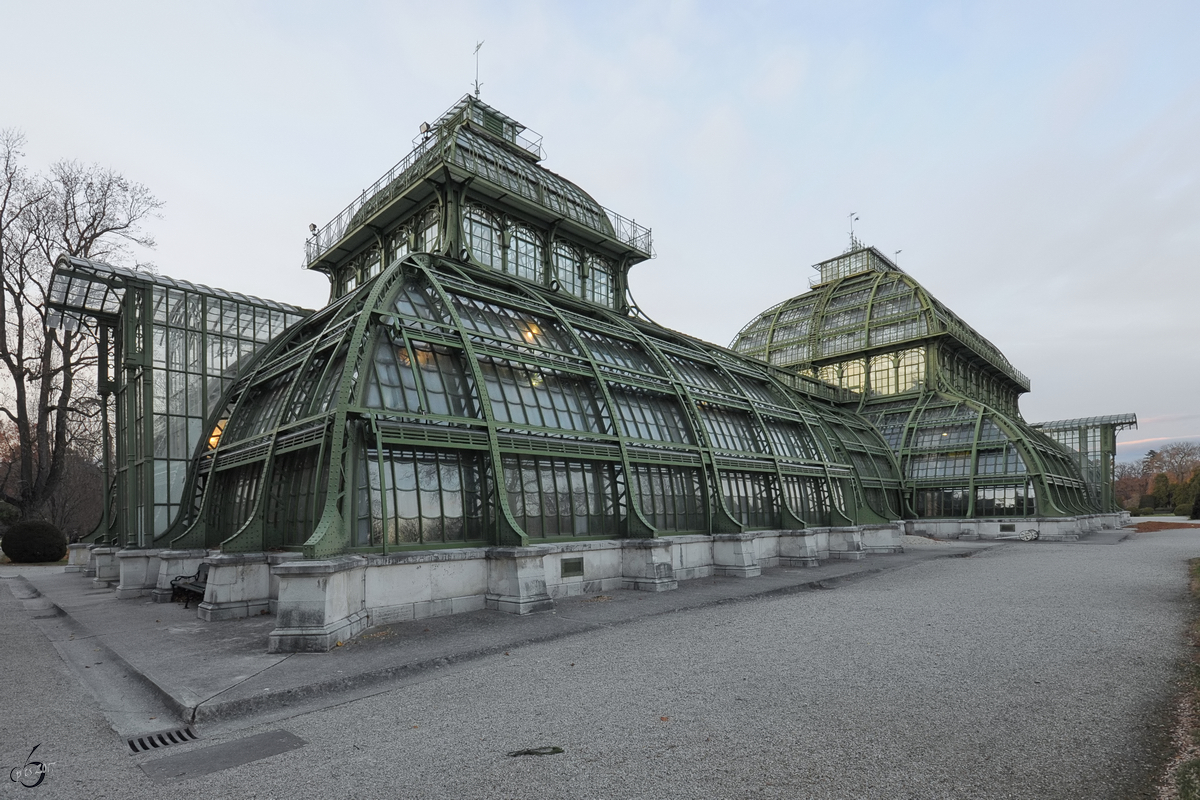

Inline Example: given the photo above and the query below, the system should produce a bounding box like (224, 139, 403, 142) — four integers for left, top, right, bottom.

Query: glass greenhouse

(51, 97, 907, 558)
(730, 242, 1135, 517)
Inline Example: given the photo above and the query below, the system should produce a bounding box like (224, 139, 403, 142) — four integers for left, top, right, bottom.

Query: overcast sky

(3, 0, 1197, 463)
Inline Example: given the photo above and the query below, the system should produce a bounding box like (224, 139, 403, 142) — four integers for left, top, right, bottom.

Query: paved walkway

(2, 525, 1194, 799)
(2, 542, 990, 734)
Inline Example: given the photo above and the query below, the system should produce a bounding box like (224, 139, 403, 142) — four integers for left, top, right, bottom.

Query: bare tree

(0, 130, 161, 521)
(1156, 442, 1200, 486)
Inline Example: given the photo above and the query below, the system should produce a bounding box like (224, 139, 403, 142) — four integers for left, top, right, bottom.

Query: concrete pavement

(3, 525, 1196, 799)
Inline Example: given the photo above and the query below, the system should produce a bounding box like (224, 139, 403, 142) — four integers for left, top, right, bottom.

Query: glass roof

(47, 255, 310, 330)
(1032, 414, 1138, 431)
(730, 247, 1031, 392)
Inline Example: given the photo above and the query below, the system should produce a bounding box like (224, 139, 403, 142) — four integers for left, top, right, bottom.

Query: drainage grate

(128, 727, 199, 754)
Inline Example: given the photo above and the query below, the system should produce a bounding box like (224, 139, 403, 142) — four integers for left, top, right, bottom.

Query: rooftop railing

(938, 313, 1031, 390)
(304, 133, 444, 267)
(305, 121, 652, 267)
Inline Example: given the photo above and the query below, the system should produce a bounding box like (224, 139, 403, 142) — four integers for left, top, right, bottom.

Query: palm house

(730, 243, 1136, 532)
(48, 96, 1129, 652)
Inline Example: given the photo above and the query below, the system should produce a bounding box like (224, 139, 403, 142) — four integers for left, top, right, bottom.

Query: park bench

(170, 563, 210, 609)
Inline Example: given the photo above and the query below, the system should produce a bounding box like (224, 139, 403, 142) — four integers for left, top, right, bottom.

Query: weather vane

(473, 41, 484, 98)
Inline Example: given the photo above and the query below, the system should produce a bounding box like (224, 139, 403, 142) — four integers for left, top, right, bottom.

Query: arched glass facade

(731, 244, 1102, 518)
(48, 95, 1129, 561)
(173, 251, 902, 556)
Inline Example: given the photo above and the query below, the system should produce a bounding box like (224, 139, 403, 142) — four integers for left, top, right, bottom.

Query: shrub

(1192, 496, 1200, 521)
(1178, 504, 1194, 517)
(1156, 507, 1175, 515)
(0, 520, 67, 564)
(1140, 507, 1157, 517)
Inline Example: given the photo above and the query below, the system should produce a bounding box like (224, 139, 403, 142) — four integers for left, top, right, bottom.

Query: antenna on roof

(473, 41, 485, 98)
(847, 212, 861, 250)
(894, 249, 901, 263)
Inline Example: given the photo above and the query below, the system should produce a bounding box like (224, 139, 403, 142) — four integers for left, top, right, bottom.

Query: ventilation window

(561, 557, 584, 578)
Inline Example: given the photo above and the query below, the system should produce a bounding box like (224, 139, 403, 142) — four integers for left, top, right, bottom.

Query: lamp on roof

(308, 223, 318, 237)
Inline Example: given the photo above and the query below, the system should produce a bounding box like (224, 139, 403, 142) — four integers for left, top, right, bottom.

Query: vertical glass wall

(46, 257, 310, 546)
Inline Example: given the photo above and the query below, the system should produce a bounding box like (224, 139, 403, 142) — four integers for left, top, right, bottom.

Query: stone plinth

(91, 547, 120, 588)
(862, 525, 904, 554)
(197, 553, 270, 621)
(827, 527, 866, 560)
(620, 538, 678, 592)
(713, 532, 761, 577)
(486, 546, 555, 615)
(65, 543, 90, 573)
(267, 552, 306, 614)
(779, 530, 821, 567)
(269, 556, 368, 653)
(115, 548, 164, 599)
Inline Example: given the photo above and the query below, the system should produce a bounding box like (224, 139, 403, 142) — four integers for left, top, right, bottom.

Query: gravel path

(6, 529, 1197, 799)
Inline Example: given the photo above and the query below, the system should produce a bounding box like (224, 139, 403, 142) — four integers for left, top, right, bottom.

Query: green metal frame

(730, 244, 1125, 519)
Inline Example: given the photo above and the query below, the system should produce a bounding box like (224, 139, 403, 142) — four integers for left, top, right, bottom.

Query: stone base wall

(912, 513, 1125, 542)
(267, 525, 904, 653)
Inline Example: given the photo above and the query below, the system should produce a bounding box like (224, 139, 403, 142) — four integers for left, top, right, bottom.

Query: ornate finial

(473, 41, 485, 98)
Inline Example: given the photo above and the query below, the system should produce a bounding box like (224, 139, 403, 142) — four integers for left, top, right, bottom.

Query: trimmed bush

(1140, 507, 1156, 517)
(1177, 504, 1193, 518)
(1156, 507, 1175, 515)
(0, 520, 67, 564)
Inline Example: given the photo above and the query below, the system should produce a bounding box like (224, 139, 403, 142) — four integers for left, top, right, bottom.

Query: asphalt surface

(2, 526, 1195, 799)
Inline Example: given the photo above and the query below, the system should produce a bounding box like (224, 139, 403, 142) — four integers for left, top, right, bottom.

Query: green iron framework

(47, 258, 310, 547)
(49, 96, 904, 557)
(730, 243, 1134, 518)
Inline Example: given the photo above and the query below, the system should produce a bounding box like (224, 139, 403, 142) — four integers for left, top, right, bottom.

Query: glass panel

(698, 406, 766, 453)
(478, 356, 610, 434)
(507, 225, 543, 282)
(720, 470, 776, 528)
(502, 455, 620, 538)
(553, 242, 582, 298)
(465, 205, 502, 269)
(632, 463, 705, 531)
(609, 386, 694, 444)
(451, 294, 577, 354)
(358, 448, 488, 546)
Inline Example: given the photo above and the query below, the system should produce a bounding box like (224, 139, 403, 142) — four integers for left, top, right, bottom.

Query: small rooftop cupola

(810, 241, 904, 288)
(304, 96, 654, 312)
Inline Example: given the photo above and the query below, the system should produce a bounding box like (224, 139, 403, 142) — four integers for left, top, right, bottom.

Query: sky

(2, 0, 1197, 463)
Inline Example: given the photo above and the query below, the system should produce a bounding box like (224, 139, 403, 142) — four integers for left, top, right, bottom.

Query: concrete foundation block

(115, 548, 164, 599)
(827, 528, 866, 560)
(197, 553, 271, 621)
(779, 530, 821, 567)
(269, 555, 368, 653)
(713, 533, 762, 577)
(267, 552, 305, 614)
(65, 543, 90, 572)
(862, 525, 904, 554)
(485, 546, 555, 614)
(620, 539, 678, 592)
(91, 547, 120, 588)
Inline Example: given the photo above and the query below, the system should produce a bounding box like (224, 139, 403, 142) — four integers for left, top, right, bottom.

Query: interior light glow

(208, 419, 227, 450)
